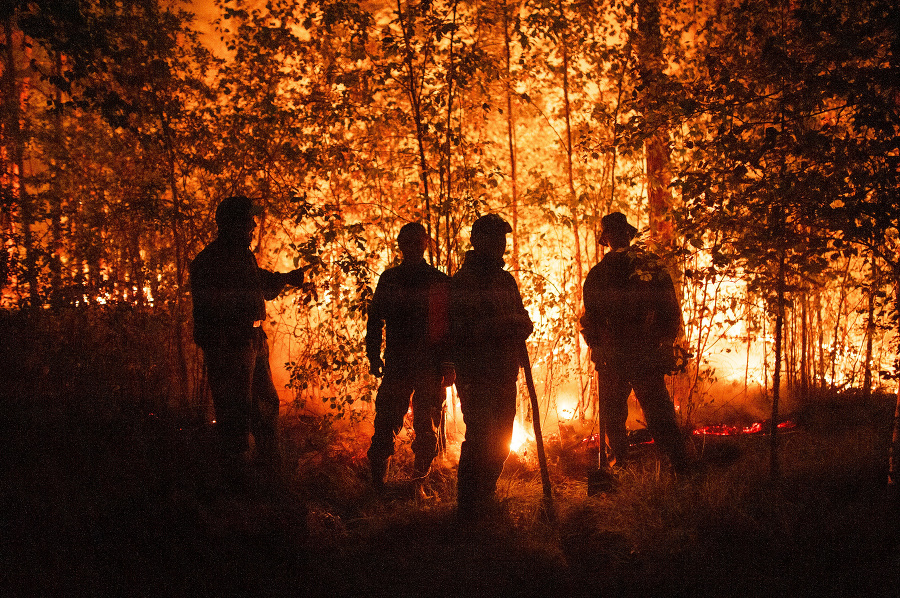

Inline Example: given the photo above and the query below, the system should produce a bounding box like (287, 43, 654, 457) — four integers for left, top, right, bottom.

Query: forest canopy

(1, 0, 898, 424)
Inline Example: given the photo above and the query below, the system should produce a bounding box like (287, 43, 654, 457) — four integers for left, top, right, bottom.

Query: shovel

(587, 373, 616, 496)
(520, 344, 554, 517)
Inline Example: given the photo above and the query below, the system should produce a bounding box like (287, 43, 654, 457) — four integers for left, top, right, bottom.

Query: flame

(510, 419, 530, 453)
(557, 393, 577, 421)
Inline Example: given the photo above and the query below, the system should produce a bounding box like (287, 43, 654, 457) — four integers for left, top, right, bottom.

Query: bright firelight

(510, 419, 530, 452)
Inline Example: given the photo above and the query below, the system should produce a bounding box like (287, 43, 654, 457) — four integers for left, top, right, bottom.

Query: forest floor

(3, 390, 900, 598)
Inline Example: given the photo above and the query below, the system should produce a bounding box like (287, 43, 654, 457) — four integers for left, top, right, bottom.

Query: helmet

(470, 213, 512, 241)
(215, 195, 263, 228)
(397, 222, 428, 246)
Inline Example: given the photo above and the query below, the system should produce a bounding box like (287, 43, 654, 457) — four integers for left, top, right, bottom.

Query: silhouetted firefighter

(189, 195, 306, 491)
(366, 222, 455, 492)
(450, 214, 533, 520)
(581, 212, 689, 475)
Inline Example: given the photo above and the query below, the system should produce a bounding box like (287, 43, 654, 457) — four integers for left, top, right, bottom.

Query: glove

(283, 267, 305, 287)
(369, 357, 384, 378)
(440, 363, 456, 388)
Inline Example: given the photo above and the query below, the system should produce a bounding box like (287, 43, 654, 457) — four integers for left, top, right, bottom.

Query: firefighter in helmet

(449, 214, 533, 519)
(366, 222, 454, 491)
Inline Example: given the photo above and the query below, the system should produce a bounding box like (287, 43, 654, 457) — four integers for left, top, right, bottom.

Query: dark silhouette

(365, 222, 454, 491)
(189, 195, 305, 489)
(449, 214, 533, 520)
(581, 212, 688, 474)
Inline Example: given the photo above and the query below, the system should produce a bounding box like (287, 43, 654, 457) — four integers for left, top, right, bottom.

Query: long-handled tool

(587, 368, 616, 495)
(520, 344, 554, 516)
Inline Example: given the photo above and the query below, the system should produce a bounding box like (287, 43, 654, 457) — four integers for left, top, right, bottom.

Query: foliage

(1, 0, 898, 421)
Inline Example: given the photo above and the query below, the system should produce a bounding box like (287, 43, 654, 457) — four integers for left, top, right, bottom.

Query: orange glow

(556, 393, 577, 421)
(692, 420, 796, 436)
(510, 419, 531, 453)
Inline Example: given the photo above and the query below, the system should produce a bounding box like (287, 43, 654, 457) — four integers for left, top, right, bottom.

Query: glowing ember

(692, 420, 796, 436)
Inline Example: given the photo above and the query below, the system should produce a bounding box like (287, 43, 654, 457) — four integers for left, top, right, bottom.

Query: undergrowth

(2, 310, 899, 597)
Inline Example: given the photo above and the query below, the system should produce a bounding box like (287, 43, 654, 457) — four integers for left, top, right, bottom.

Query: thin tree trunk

(556, 3, 586, 415)
(637, 0, 674, 248)
(439, 1, 458, 273)
(863, 262, 878, 398)
(890, 384, 899, 489)
(745, 294, 753, 397)
(890, 276, 900, 490)
(3, 15, 39, 308)
(771, 251, 786, 479)
(503, 0, 520, 279)
(49, 52, 65, 307)
(800, 290, 809, 400)
(816, 290, 825, 387)
(397, 0, 435, 265)
(830, 260, 852, 389)
(156, 102, 190, 408)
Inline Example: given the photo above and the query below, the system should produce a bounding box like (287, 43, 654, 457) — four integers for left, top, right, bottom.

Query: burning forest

(2, 0, 900, 596)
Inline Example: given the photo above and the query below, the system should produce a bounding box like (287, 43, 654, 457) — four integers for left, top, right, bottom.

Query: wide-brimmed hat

(599, 212, 637, 246)
(471, 213, 512, 240)
(215, 195, 263, 228)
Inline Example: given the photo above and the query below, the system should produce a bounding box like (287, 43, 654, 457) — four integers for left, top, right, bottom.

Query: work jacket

(366, 258, 450, 374)
(449, 250, 533, 383)
(581, 246, 682, 369)
(189, 237, 286, 350)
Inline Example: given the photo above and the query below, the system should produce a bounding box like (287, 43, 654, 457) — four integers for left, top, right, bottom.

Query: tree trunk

(800, 290, 809, 400)
(636, 0, 674, 248)
(397, 0, 435, 265)
(890, 271, 900, 491)
(156, 102, 190, 409)
(830, 261, 852, 390)
(771, 251, 786, 479)
(49, 51, 65, 308)
(863, 262, 878, 398)
(816, 290, 825, 387)
(440, 1, 459, 274)
(3, 14, 39, 308)
(503, 0, 520, 279)
(556, 2, 586, 415)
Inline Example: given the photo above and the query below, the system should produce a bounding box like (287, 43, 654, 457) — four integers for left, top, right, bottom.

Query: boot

(412, 456, 433, 479)
(370, 458, 387, 493)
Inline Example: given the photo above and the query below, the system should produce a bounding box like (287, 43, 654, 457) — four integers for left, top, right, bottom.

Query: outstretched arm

(259, 265, 306, 300)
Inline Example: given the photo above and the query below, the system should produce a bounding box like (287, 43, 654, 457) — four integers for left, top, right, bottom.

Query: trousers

(598, 362, 686, 470)
(203, 328, 280, 463)
(456, 377, 518, 512)
(367, 368, 445, 469)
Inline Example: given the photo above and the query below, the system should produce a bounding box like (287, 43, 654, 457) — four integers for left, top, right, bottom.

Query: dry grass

(2, 311, 899, 597)
(4, 390, 900, 597)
